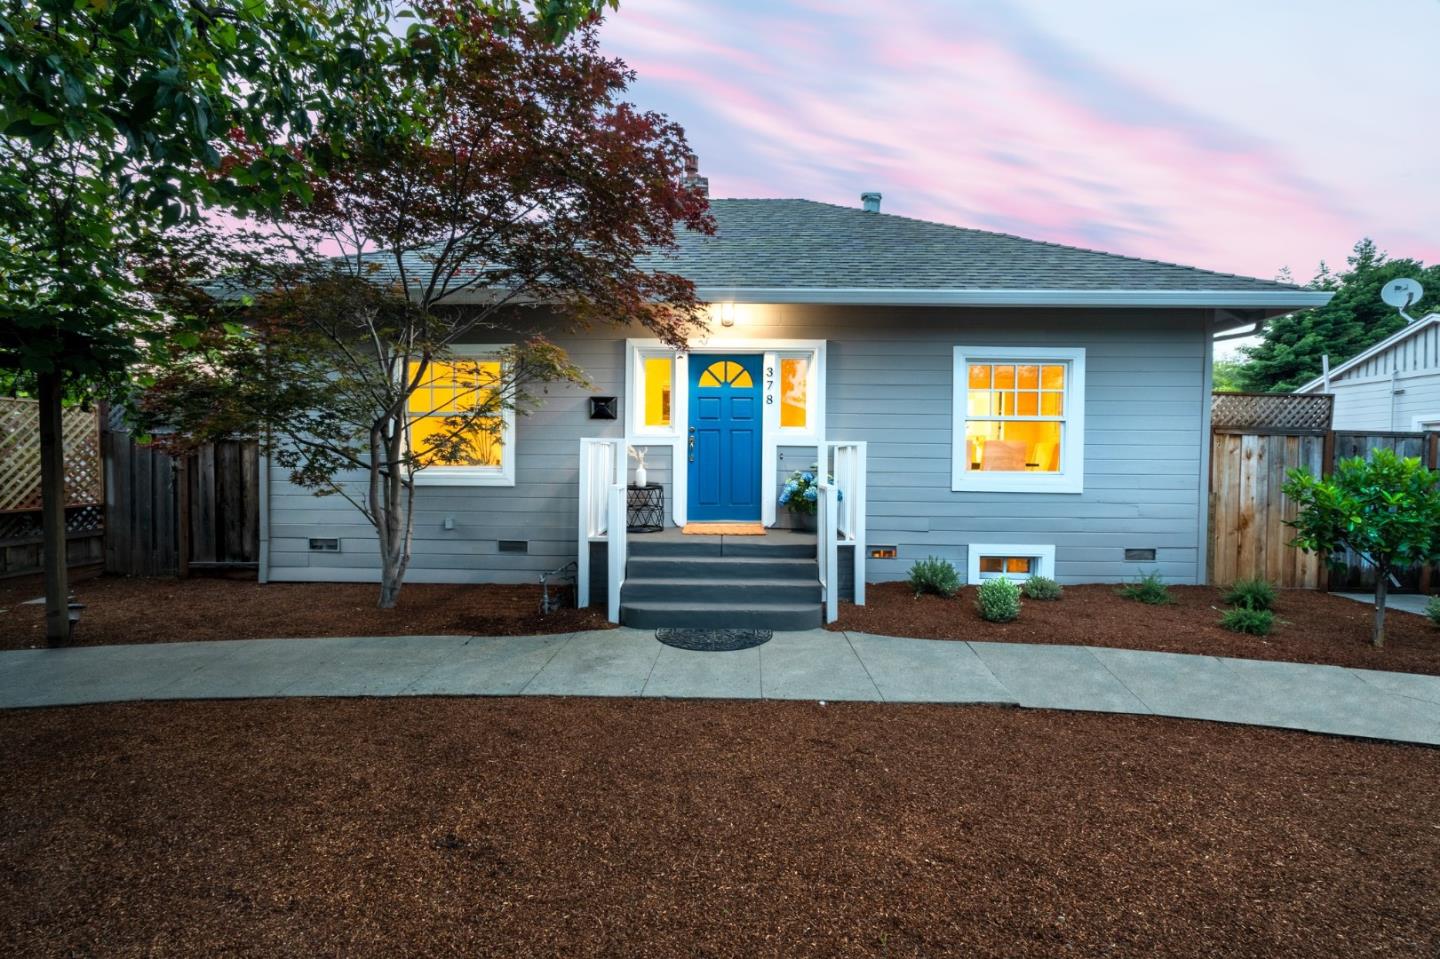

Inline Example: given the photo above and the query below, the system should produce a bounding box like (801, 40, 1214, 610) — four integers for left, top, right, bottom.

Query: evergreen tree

(1238, 239, 1440, 393)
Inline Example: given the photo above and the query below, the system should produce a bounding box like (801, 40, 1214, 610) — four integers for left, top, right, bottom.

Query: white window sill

(953, 473, 1083, 494)
(413, 470, 515, 488)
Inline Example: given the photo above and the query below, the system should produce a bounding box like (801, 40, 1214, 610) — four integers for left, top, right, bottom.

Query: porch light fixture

(714, 302, 736, 327)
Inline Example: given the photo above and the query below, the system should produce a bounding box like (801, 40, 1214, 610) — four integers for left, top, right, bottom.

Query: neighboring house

(1294, 314, 1440, 432)
(260, 188, 1328, 627)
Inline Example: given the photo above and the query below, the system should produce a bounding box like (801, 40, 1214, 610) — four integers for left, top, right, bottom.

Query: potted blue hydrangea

(779, 465, 840, 531)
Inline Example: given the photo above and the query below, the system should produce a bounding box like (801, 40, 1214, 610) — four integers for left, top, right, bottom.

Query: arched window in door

(697, 360, 754, 388)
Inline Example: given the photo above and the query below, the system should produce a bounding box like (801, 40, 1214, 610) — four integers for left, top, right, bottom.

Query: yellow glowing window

(406, 357, 504, 468)
(643, 356, 672, 427)
(698, 360, 753, 388)
(779, 357, 808, 428)
(979, 556, 1034, 575)
(964, 361, 1067, 474)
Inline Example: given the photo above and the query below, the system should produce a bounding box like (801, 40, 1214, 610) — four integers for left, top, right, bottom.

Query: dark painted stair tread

(620, 601, 822, 630)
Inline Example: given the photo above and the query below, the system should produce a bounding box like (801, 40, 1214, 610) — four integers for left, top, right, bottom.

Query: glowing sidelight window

(779, 357, 808, 429)
(643, 356, 673, 427)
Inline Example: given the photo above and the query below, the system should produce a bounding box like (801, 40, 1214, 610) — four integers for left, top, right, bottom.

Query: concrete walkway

(1336, 592, 1435, 617)
(1, 630, 1437, 746)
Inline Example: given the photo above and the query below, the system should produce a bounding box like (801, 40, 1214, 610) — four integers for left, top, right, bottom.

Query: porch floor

(630, 526, 817, 548)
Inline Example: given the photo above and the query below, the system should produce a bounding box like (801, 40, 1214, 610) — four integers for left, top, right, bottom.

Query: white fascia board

(1294, 313, 1440, 393)
(691, 287, 1334, 310)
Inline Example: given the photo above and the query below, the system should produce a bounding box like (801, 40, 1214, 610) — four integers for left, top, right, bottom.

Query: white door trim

(625, 337, 827, 527)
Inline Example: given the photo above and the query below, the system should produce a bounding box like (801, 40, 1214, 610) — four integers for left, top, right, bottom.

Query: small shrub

(1427, 597, 1440, 627)
(1117, 571, 1172, 605)
(1021, 575, 1063, 601)
(1220, 606, 1274, 636)
(976, 577, 1022, 622)
(1223, 577, 1276, 611)
(908, 556, 960, 597)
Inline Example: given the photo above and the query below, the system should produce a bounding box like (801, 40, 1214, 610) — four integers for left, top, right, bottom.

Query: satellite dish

(1381, 277, 1423, 310)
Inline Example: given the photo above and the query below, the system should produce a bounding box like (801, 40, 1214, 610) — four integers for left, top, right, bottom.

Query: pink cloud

(601, 0, 1440, 280)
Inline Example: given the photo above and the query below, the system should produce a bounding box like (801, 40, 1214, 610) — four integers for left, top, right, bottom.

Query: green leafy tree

(0, 0, 608, 642)
(141, 11, 711, 608)
(1211, 358, 1247, 393)
(1283, 448, 1440, 648)
(1239, 239, 1440, 393)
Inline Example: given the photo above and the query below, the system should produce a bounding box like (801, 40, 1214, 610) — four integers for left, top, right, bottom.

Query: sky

(598, 0, 1440, 289)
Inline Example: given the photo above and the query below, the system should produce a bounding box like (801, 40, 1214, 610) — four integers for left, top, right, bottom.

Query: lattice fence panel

(0, 397, 103, 512)
(1211, 392, 1333, 434)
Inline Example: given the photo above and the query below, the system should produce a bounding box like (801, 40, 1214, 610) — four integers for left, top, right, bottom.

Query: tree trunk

(37, 372, 71, 646)
(1373, 571, 1388, 649)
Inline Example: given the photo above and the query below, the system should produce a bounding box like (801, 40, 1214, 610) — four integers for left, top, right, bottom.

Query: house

(259, 186, 1329, 628)
(1294, 313, 1440, 432)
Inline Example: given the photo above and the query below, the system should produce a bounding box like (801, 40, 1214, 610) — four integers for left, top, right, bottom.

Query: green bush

(1222, 577, 1276, 611)
(1220, 606, 1275, 636)
(1021, 575, 1063, 600)
(1117, 571, 1172, 605)
(1427, 597, 1440, 628)
(976, 577, 1022, 622)
(907, 556, 960, 598)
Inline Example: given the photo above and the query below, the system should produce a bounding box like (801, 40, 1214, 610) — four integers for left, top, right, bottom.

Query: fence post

(177, 453, 191, 578)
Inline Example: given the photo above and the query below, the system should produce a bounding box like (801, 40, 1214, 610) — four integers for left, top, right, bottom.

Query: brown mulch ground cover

(833, 581, 1440, 676)
(0, 573, 611, 651)
(1, 699, 1437, 958)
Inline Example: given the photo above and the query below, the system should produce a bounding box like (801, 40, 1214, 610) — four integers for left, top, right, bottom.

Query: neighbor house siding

(266, 305, 1211, 586)
(1300, 320, 1440, 431)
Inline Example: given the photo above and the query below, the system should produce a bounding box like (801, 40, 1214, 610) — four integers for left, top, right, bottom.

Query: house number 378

(765, 366, 774, 404)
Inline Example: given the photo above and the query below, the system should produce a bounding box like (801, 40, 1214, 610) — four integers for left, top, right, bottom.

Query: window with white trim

(408, 348, 516, 487)
(967, 543, 1055, 583)
(953, 346, 1085, 493)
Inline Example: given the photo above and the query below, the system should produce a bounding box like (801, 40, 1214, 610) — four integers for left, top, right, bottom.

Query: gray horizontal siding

(268, 304, 1209, 588)
(1328, 370, 1440, 431)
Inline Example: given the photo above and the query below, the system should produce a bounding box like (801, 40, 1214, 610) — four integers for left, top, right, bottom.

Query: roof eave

(691, 287, 1334, 310)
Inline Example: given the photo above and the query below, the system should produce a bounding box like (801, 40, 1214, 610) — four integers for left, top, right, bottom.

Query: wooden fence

(104, 433, 260, 576)
(1210, 395, 1440, 590)
(1209, 430, 1327, 589)
(0, 398, 105, 577)
(1326, 431, 1439, 591)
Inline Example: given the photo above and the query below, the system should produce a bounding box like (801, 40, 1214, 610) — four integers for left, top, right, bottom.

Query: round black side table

(626, 483, 665, 533)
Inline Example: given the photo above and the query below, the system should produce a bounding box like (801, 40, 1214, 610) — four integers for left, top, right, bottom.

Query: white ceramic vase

(634, 464, 647, 488)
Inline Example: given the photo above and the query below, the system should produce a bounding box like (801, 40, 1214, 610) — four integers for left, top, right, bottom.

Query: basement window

(967, 544, 1055, 583)
(869, 545, 898, 559)
(308, 538, 340, 552)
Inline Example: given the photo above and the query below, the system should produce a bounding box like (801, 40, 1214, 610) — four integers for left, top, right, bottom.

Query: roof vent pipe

(861, 191, 882, 213)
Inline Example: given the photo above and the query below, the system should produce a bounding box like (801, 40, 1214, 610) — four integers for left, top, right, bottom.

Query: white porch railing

(818, 440, 867, 622)
(577, 438, 627, 623)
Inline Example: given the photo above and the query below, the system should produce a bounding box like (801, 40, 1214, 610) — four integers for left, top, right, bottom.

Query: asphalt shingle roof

(639, 198, 1302, 293)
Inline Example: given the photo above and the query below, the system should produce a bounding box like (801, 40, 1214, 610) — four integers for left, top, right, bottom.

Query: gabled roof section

(1295, 313, 1440, 393)
(633, 199, 1330, 310)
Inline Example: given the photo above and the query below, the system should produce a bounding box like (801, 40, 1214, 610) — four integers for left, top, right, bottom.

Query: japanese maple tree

(144, 10, 712, 608)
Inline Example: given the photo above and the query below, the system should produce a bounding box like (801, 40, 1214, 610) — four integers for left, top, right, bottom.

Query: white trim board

(686, 288, 1333, 310)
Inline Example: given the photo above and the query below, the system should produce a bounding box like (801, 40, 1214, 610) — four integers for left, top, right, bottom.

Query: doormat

(682, 523, 765, 535)
(656, 627, 773, 651)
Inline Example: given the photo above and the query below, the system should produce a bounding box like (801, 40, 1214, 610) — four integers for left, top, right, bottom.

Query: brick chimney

(861, 191, 882, 213)
(682, 153, 709, 197)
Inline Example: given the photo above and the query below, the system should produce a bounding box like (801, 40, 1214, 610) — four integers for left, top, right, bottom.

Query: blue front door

(688, 354, 763, 521)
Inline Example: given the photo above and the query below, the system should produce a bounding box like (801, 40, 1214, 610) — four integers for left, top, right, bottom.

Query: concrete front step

(619, 601, 823, 630)
(625, 556, 819, 580)
(621, 577, 822, 605)
(628, 537, 816, 560)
